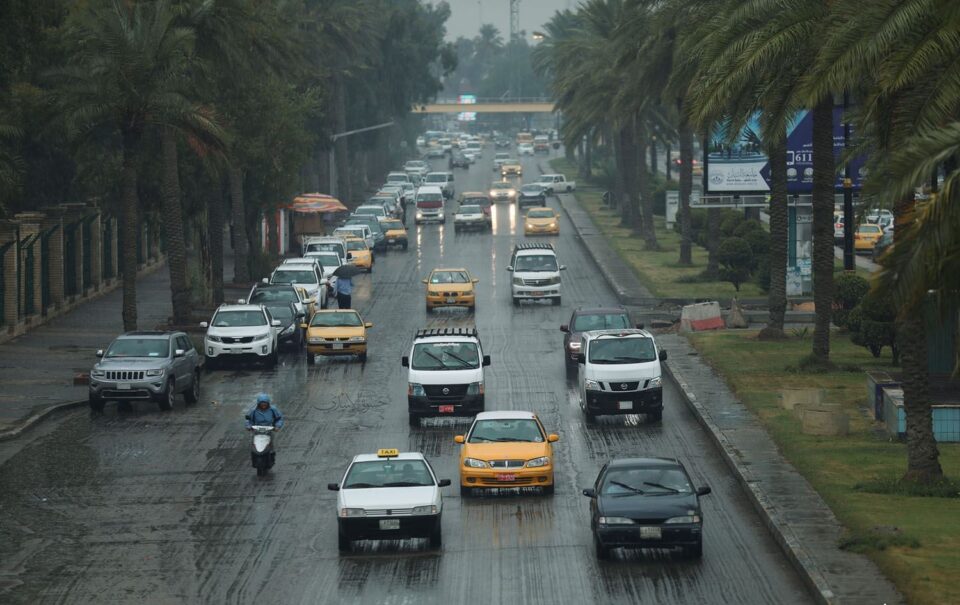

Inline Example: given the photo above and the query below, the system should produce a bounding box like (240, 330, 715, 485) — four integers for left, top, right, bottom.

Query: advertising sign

(704, 108, 866, 194)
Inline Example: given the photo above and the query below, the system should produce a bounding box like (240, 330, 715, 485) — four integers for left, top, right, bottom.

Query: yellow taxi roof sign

(377, 448, 400, 458)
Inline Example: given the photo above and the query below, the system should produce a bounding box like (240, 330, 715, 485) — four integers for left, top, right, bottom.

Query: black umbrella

(333, 263, 362, 278)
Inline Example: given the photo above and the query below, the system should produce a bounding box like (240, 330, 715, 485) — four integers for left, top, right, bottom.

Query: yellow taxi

(854, 223, 884, 251)
(523, 206, 560, 235)
(455, 411, 558, 496)
(379, 217, 408, 250)
(303, 309, 373, 364)
(343, 237, 373, 272)
(422, 268, 478, 312)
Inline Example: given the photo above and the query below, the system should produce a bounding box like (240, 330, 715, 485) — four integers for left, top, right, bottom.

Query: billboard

(704, 108, 866, 194)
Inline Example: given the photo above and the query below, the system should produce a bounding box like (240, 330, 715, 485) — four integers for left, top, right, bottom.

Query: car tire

(460, 485, 471, 498)
(594, 535, 610, 560)
(408, 414, 420, 428)
(584, 409, 597, 424)
(184, 372, 200, 404)
(683, 540, 703, 558)
(425, 304, 432, 313)
(402, 242, 408, 250)
(158, 379, 175, 411)
(648, 409, 662, 423)
(552, 296, 562, 306)
(429, 522, 442, 549)
(268, 347, 278, 368)
(358, 352, 367, 363)
(204, 357, 217, 372)
(88, 395, 105, 413)
(338, 531, 352, 553)
(512, 297, 520, 307)
(306, 352, 315, 365)
(543, 483, 555, 496)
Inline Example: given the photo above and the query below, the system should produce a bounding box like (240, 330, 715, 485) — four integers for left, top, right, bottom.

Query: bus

(516, 132, 534, 146)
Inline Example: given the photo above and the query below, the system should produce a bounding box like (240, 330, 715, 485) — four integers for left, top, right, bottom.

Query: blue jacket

(245, 404, 285, 429)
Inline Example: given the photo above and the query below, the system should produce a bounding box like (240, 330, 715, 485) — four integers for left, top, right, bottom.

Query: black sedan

(266, 302, 304, 349)
(518, 183, 547, 210)
(560, 305, 639, 366)
(583, 457, 711, 559)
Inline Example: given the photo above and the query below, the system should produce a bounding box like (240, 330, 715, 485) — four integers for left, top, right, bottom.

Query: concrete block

(799, 404, 849, 436)
(780, 388, 825, 410)
(680, 301, 724, 332)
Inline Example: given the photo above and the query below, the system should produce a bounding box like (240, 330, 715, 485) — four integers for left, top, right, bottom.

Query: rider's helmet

(256, 393, 271, 408)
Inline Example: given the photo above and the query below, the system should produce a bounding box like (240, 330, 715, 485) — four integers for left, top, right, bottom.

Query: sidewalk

(553, 182, 903, 604)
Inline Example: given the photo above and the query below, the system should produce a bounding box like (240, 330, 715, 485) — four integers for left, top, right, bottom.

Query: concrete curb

(662, 361, 837, 605)
(0, 399, 87, 442)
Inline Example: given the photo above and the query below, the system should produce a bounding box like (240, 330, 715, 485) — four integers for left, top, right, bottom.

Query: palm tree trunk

(583, 130, 593, 179)
(208, 184, 225, 306)
(229, 164, 250, 283)
(811, 98, 835, 362)
(760, 138, 788, 339)
(119, 129, 141, 331)
(704, 209, 720, 278)
(636, 124, 657, 249)
(678, 120, 693, 265)
(618, 123, 637, 226)
(160, 127, 190, 325)
(334, 79, 351, 205)
(649, 137, 658, 174)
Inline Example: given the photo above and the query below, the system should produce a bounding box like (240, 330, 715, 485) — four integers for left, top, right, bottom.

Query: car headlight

(339, 508, 366, 518)
(665, 515, 701, 524)
(507, 190, 515, 196)
(255, 332, 271, 341)
(548, 221, 558, 227)
(546, 276, 561, 285)
(568, 341, 581, 351)
(599, 516, 635, 525)
(512, 277, 524, 285)
(466, 381, 484, 395)
(648, 376, 662, 388)
(526, 456, 550, 468)
(584, 379, 601, 391)
(206, 334, 222, 343)
(411, 505, 439, 515)
(281, 325, 295, 335)
(308, 337, 323, 344)
(416, 211, 423, 218)
(348, 336, 366, 342)
(463, 458, 487, 468)
(408, 383, 425, 397)
(145, 369, 164, 377)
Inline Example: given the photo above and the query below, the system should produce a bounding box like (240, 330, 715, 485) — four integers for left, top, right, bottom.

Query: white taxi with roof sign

(328, 449, 450, 553)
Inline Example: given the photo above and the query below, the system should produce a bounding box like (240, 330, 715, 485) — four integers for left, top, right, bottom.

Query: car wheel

(552, 296, 562, 306)
(584, 410, 597, 424)
(88, 395, 105, 413)
(358, 352, 367, 363)
(648, 409, 662, 423)
(543, 483, 555, 496)
(158, 379, 175, 411)
(429, 522, 442, 549)
(306, 352, 315, 365)
(460, 485, 471, 498)
(338, 531, 352, 554)
(204, 357, 217, 372)
(425, 304, 432, 313)
(683, 540, 703, 558)
(594, 534, 610, 560)
(268, 347, 278, 368)
(512, 297, 520, 307)
(184, 371, 200, 404)
(408, 413, 420, 427)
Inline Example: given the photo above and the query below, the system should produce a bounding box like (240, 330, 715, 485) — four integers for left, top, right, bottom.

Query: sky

(443, 0, 574, 41)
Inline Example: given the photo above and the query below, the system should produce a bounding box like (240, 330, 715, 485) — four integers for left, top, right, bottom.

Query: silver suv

(89, 331, 201, 412)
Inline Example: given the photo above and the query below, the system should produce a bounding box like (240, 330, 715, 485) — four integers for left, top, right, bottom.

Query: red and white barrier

(680, 302, 724, 332)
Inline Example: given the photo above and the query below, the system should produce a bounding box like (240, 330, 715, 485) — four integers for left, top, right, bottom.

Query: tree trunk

(636, 124, 657, 249)
(649, 137, 658, 175)
(611, 127, 626, 214)
(119, 129, 141, 331)
(208, 184, 225, 306)
(583, 130, 593, 179)
(678, 121, 693, 265)
(811, 98, 835, 362)
(229, 164, 250, 283)
(618, 122, 637, 226)
(760, 138, 788, 339)
(160, 127, 191, 325)
(334, 80, 351, 205)
(266, 210, 278, 256)
(704, 208, 720, 278)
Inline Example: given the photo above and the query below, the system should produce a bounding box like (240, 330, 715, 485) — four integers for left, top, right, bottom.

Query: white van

(302, 236, 347, 263)
(576, 328, 666, 423)
(401, 327, 490, 427)
(507, 243, 565, 306)
(415, 185, 446, 224)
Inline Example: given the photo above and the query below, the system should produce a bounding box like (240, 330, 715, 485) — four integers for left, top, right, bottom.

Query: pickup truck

(537, 174, 576, 194)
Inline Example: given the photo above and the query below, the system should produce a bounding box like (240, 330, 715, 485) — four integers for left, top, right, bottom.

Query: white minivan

(576, 329, 666, 423)
(507, 243, 565, 306)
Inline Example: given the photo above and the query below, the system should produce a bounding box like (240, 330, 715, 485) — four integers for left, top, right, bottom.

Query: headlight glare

(463, 458, 487, 468)
(665, 515, 701, 524)
(599, 516, 635, 525)
(568, 341, 581, 351)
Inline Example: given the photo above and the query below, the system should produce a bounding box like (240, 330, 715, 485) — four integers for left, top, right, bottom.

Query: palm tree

(54, 0, 222, 331)
(0, 119, 24, 214)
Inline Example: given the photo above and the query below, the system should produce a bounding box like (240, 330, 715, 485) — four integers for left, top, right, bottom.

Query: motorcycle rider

(245, 393, 285, 431)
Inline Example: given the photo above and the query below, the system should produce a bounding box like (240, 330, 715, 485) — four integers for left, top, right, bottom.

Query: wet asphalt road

(0, 149, 810, 604)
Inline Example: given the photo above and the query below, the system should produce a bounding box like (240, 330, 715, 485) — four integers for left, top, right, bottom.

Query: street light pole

(328, 121, 395, 199)
(842, 92, 854, 272)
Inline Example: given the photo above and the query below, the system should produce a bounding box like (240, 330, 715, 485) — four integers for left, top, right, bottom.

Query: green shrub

(743, 228, 770, 259)
(733, 218, 763, 238)
(833, 273, 870, 328)
(720, 212, 744, 237)
(717, 236, 753, 291)
(850, 292, 898, 359)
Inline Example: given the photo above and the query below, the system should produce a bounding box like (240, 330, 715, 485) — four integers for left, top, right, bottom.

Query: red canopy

(285, 193, 348, 214)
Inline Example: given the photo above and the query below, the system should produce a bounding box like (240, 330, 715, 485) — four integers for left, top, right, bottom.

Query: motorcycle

(249, 425, 276, 476)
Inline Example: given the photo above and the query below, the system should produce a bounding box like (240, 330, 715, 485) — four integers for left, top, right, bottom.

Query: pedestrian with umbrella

(332, 263, 362, 309)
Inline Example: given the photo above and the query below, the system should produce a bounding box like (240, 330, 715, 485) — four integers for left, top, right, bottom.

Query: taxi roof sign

(377, 448, 400, 458)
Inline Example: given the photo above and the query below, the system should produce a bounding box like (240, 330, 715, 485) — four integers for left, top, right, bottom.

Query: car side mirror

(636, 323, 644, 329)
(659, 350, 668, 361)
(454, 435, 465, 444)
(271, 319, 281, 327)
(482, 355, 491, 367)
(306, 298, 316, 305)
(95, 349, 104, 358)
(559, 265, 567, 271)
(365, 322, 373, 328)
(560, 324, 569, 333)
(261, 278, 269, 284)
(174, 349, 185, 358)
(199, 322, 208, 328)
(422, 278, 428, 284)
(438, 479, 452, 487)
(327, 483, 340, 491)
(300, 323, 309, 329)
(576, 353, 585, 364)
(237, 298, 246, 304)
(472, 278, 479, 283)
(582, 488, 597, 498)
(401, 356, 409, 367)
(547, 434, 559, 443)
(697, 486, 711, 496)
(346, 252, 353, 260)
(506, 266, 514, 272)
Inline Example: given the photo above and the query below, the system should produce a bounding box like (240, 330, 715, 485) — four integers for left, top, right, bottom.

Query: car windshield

(426, 174, 445, 183)
(463, 196, 490, 206)
(496, 153, 509, 160)
(310, 312, 361, 327)
(381, 220, 404, 231)
(601, 467, 693, 496)
(522, 185, 543, 193)
(459, 206, 482, 215)
(343, 459, 434, 488)
(271, 270, 317, 285)
(527, 209, 555, 219)
(347, 218, 382, 234)
(468, 419, 544, 443)
(589, 337, 657, 364)
(504, 159, 519, 164)
(250, 289, 298, 304)
(355, 207, 383, 216)
(304, 242, 343, 254)
(430, 270, 470, 284)
(105, 338, 169, 358)
(514, 254, 558, 272)
(311, 254, 340, 267)
(270, 306, 294, 322)
(336, 228, 366, 239)
(411, 342, 480, 370)
(345, 240, 366, 251)
(417, 194, 443, 204)
(211, 310, 267, 327)
(387, 174, 407, 182)
(573, 313, 631, 332)
(491, 182, 512, 190)
(858, 225, 880, 234)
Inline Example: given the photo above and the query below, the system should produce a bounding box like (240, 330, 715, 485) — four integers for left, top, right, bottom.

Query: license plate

(117, 383, 131, 390)
(438, 405, 454, 413)
(379, 519, 400, 530)
(639, 526, 662, 539)
(618, 401, 633, 410)
(445, 297, 456, 304)
(388, 239, 396, 243)
(530, 291, 543, 297)
(496, 474, 517, 482)
(231, 348, 245, 354)
(332, 343, 344, 350)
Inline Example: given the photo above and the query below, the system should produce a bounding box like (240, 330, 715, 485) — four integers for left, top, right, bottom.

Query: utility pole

(510, 0, 520, 41)
(329, 121, 394, 199)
